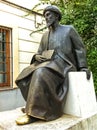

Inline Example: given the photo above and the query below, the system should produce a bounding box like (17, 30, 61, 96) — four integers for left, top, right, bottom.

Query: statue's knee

(34, 68, 46, 77)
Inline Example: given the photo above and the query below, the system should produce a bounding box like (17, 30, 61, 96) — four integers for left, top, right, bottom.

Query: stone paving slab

(0, 108, 97, 130)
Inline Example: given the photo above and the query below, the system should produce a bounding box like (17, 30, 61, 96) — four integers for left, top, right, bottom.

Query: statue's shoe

(15, 114, 38, 125)
(21, 107, 25, 113)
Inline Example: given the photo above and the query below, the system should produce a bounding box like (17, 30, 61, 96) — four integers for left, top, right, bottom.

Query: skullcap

(43, 5, 62, 21)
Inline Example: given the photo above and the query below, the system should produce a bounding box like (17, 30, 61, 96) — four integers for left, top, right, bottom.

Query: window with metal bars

(0, 26, 12, 88)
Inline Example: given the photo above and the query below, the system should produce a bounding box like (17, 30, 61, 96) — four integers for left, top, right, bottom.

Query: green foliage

(87, 48, 97, 93)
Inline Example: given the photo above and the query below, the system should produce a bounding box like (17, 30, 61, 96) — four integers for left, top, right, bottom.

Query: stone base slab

(0, 107, 97, 130)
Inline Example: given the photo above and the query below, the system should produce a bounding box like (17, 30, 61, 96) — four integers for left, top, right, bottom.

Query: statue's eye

(46, 13, 50, 16)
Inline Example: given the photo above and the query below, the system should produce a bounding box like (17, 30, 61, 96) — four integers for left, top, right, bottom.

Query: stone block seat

(64, 72, 97, 117)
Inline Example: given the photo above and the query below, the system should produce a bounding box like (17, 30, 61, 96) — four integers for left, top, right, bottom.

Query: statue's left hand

(80, 68, 91, 80)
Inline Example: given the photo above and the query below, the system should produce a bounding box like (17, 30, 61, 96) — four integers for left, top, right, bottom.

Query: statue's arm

(70, 26, 91, 79)
(70, 26, 87, 69)
(30, 34, 47, 64)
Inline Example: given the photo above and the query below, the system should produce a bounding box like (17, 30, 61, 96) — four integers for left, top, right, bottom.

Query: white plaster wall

(0, 1, 44, 75)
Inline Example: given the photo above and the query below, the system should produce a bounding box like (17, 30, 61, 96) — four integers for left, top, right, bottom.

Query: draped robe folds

(15, 25, 88, 121)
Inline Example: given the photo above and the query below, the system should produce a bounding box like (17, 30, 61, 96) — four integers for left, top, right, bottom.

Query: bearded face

(44, 11, 58, 27)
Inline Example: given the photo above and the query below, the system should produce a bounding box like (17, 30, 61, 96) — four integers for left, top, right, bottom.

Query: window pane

(0, 63, 6, 72)
(0, 55, 6, 62)
(0, 74, 7, 83)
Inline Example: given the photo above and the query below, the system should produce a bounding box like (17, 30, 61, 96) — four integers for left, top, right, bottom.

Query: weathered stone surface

(64, 72, 97, 117)
(0, 107, 97, 130)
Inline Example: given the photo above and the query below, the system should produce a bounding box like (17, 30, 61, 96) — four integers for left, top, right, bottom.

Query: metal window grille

(0, 26, 12, 88)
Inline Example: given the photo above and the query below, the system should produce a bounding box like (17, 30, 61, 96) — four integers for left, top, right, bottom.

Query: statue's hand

(80, 68, 91, 80)
(35, 55, 47, 62)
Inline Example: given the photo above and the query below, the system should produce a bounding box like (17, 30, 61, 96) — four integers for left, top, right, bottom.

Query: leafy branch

(30, 26, 47, 36)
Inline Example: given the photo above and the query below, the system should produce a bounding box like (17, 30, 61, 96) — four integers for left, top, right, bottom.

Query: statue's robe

(15, 25, 87, 121)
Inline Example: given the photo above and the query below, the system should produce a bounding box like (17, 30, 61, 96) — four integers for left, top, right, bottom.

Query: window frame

(0, 24, 19, 89)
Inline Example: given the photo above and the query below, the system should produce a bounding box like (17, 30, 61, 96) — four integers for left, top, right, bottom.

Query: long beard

(46, 20, 54, 28)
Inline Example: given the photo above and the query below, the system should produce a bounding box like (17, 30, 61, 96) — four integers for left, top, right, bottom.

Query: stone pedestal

(64, 72, 97, 117)
(0, 107, 97, 130)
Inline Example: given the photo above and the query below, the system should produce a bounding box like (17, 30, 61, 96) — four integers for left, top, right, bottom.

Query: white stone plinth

(64, 72, 97, 117)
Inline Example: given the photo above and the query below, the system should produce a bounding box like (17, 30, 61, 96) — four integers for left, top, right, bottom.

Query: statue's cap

(43, 5, 62, 21)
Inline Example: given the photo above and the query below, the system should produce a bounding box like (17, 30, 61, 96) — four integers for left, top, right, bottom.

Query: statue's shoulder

(42, 31, 49, 38)
(43, 30, 49, 35)
(60, 25, 74, 30)
(59, 25, 75, 34)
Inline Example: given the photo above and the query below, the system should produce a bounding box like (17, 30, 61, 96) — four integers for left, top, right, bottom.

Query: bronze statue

(15, 5, 90, 125)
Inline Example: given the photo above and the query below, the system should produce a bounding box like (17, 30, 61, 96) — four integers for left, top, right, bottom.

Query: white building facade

(0, 0, 45, 111)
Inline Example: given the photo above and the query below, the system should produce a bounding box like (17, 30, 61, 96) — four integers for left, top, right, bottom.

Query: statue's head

(43, 5, 62, 27)
(43, 5, 62, 21)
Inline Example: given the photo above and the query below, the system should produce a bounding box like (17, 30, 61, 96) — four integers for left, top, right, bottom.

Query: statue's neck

(48, 22, 59, 32)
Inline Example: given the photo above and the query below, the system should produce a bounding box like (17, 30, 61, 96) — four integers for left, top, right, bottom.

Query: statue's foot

(16, 114, 38, 125)
(21, 107, 25, 113)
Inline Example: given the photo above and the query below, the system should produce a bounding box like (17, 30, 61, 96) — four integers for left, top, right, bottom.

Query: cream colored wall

(6, 0, 41, 10)
(0, 1, 44, 87)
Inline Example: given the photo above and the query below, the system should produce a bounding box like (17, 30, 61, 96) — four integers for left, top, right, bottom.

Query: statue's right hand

(35, 55, 47, 62)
